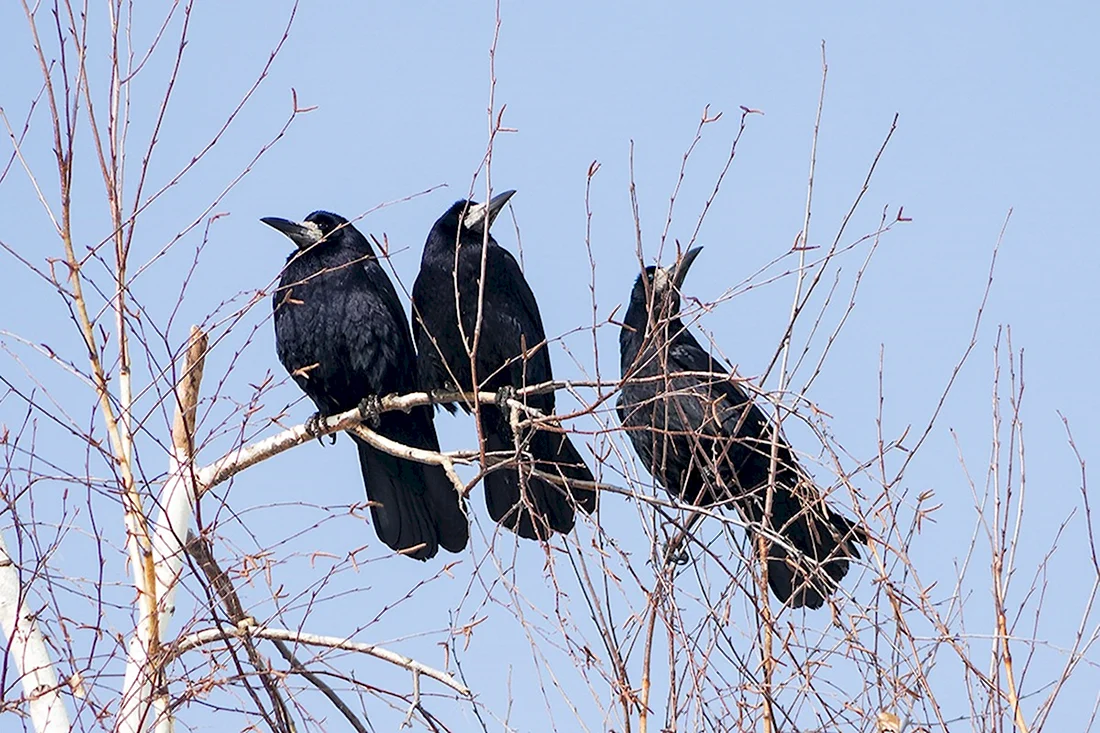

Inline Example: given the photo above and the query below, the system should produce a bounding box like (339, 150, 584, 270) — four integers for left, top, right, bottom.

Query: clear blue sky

(1, 2, 1098, 730)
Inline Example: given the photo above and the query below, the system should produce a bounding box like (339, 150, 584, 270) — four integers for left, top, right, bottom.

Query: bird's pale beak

(672, 247, 703, 289)
(261, 217, 324, 250)
(463, 190, 516, 233)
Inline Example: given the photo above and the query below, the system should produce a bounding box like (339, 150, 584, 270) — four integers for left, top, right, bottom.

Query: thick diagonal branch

(185, 531, 368, 733)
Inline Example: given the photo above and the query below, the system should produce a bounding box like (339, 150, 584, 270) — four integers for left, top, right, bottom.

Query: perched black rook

(264, 211, 468, 560)
(412, 192, 597, 540)
(617, 248, 865, 609)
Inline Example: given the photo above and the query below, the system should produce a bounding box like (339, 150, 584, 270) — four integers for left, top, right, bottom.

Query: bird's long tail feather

(738, 479, 865, 609)
(352, 410, 468, 559)
(481, 409, 597, 540)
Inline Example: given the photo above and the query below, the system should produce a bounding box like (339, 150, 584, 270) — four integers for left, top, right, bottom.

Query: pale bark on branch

(118, 328, 207, 733)
(197, 383, 591, 493)
(0, 530, 71, 733)
(170, 622, 471, 697)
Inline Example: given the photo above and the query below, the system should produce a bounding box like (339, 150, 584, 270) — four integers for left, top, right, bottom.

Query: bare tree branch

(170, 623, 471, 697)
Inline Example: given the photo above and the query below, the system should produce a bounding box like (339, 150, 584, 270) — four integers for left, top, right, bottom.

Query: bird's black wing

(667, 326, 864, 609)
(345, 259, 418, 392)
(410, 256, 468, 417)
(410, 276, 444, 384)
(667, 329, 756, 421)
(656, 326, 811, 504)
(483, 244, 554, 399)
(344, 258, 469, 558)
(665, 330, 784, 462)
(477, 245, 596, 533)
(491, 245, 547, 338)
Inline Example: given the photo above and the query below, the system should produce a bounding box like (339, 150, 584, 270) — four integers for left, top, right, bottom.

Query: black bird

(617, 248, 865, 609)
(412, 192, 597, 540)
(263, 211, 468, 560)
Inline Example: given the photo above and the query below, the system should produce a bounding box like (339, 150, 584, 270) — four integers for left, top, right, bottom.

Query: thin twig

(184, 532, 294, 733)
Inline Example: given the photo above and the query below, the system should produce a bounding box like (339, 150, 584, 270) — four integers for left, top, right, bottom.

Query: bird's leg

(662, 512, 704, 567)
(496, 385, 523, 444)
(304, 412, 337, 445)
(664, 541, 691, 566)
(426, 384, 461, 415)
(357, 394, 383, 429)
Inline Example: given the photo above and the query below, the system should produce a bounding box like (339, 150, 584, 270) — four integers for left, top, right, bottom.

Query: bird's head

(628, 246, 703, 321)
(459, 190, 515, 236)
(261, 210, 352, 251)
(429, 190, 516, 248)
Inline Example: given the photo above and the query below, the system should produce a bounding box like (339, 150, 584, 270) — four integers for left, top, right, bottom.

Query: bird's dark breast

(415, 266, 475, 390)
(417, 252, 551, 398)
(274, 261, 404, 414)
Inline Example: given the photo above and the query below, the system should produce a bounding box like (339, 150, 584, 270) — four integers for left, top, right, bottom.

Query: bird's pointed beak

(463, 190, 516, 232)
(261, 217, 323, 250)
(672, 247, 703, 289)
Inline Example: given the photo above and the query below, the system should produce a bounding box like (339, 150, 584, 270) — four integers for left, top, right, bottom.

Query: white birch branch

(171, 622, 471, 696)
(346, 423, 467, 495)
(196, 383, 586, 494)
(118, 328, 208, 733)
(0, 529, 71, 733)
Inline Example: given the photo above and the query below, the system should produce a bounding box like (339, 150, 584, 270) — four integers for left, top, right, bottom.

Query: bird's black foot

(430, 386, 461, 415)
(663, 542, 691, 566)
(305, 412, 336, 445)
(357, 394, 383, 428)
(495, 385, 517, 409)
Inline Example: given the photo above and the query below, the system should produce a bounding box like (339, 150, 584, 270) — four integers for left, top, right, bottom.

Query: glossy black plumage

(265, 211, 468, 560)
(617, 249, 865, 608)
(412, 193, 597, 540)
